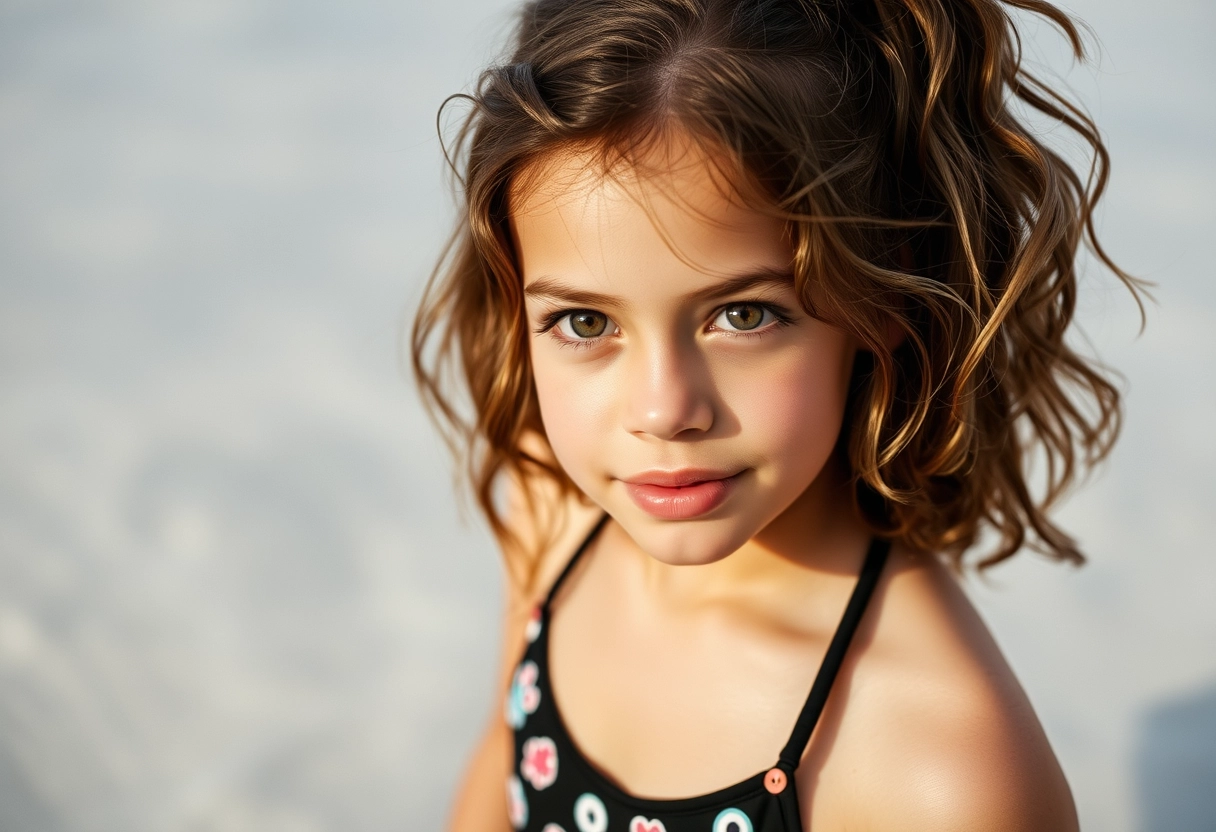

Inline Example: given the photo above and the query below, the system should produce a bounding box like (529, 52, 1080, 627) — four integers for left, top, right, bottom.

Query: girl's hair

(412, 0, 1142, 585)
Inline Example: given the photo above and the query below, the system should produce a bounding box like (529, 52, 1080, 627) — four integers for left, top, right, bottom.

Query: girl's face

(512, 137, 857, 565)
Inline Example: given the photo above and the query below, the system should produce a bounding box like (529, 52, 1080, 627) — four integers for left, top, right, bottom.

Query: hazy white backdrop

(0, 1, 1212, 830)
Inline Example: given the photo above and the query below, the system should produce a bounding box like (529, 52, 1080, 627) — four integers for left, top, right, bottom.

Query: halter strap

(776, 537, 890, 771)
(543, 513, 611, 609)
(542, 515, 889, 773)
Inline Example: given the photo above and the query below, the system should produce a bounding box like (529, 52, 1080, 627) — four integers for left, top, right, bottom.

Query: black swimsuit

(506, 515, 889, 832)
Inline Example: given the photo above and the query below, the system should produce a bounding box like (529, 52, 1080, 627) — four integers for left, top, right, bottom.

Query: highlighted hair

(412, 0, 1143, 585)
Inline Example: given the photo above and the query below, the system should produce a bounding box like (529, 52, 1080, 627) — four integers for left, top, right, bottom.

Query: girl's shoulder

(813, 548, 1078, 831)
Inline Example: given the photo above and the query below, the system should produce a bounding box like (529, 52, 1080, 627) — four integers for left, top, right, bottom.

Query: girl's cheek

(721, 347, 851, 469)
(532, 336, 852, 492)
(532, 355, 616, 482)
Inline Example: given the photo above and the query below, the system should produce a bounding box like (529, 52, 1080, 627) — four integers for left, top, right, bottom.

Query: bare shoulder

(809, 547, 1078, 832)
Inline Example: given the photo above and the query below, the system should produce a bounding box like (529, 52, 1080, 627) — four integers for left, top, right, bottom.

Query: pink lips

(621, 469, 741, 520)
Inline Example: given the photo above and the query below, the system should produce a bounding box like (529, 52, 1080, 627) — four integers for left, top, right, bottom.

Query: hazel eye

(557, 310, 614, 339)
(715, 303, 771, 332)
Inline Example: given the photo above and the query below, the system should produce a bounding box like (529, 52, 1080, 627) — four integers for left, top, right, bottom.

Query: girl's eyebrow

(698, 267, 796, 301)
(522, 278, 617, 307)
(523, 267, 795, 307)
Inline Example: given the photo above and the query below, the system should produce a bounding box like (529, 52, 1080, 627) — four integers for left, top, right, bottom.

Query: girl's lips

(621, 470, 741, 520)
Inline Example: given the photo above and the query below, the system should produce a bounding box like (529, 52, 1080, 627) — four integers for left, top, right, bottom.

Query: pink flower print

(541, 825, 568, 832)
(520, 735, 559, 791)
(505, 774, 527, 829)
(629, 817, 667, 832)
(525, 605, 543, 642)
(506, 660, 542, 729)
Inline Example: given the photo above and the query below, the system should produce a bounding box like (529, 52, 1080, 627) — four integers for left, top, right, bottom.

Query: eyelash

(534, 302, 794, 349)
(533, 310, 611, 351)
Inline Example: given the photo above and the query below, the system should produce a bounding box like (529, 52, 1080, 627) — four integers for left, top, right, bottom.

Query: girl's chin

(611, 511, 757, 566)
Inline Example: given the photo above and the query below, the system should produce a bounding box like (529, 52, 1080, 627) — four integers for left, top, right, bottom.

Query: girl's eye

(556, 310, 615, 340)
(715, 303, 772, 332)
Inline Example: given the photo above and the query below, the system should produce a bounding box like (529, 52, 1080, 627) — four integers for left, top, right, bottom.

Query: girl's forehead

(510, 130, 764, 222)
(509, 134, 790, 287)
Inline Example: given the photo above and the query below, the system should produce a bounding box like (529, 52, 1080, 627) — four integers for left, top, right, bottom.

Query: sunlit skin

(447, 135, 1079, 831)
(520, 141, 859, 570)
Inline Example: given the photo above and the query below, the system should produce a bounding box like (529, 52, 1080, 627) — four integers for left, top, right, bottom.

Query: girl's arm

(446, 602, 527, 832)
(447, 717, 513, 832)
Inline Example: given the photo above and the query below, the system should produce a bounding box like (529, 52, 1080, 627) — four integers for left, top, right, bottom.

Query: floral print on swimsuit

(506, 774, 528, 829)
(506, 660, 541, 729)
(520, 735, 559, 790)
(524, 605, 543, 642)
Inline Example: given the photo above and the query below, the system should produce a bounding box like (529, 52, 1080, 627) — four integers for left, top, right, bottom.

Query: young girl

(413, 0, 1141, 829)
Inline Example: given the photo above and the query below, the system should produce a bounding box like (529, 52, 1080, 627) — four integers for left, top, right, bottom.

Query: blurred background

(0, 1, 1212, 830)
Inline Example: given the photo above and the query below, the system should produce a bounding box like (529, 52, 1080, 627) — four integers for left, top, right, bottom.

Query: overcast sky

(1, 1, 1213, 831)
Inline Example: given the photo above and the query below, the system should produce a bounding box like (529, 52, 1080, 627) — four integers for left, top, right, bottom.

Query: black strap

(776, 537, 890, 770)
(543, 513, 611, 609)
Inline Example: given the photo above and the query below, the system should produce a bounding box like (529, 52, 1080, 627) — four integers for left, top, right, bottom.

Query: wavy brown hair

(412, 0, 1143, 586)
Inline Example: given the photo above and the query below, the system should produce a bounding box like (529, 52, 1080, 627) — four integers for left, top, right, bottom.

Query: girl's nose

(622, 340, 715, 440)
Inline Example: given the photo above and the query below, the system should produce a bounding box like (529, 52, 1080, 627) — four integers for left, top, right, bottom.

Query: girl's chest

(546, 588, 835, 802)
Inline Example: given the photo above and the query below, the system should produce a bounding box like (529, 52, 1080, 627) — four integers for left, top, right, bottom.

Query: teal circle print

(712, 807, 754, 832)
(573, 792, 609, 832)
